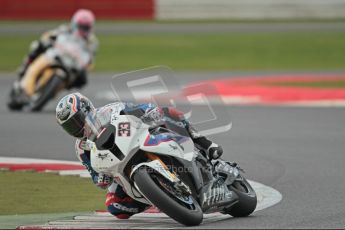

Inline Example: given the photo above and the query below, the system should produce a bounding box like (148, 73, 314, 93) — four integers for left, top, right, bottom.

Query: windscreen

(84, 110, 111, 141)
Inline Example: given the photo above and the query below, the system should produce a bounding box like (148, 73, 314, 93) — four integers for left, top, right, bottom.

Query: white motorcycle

(88, 109, 257, 226)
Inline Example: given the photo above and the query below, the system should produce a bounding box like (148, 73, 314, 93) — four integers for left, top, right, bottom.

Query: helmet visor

(78, 24, 91, 32)
(61, 110, 86, 138)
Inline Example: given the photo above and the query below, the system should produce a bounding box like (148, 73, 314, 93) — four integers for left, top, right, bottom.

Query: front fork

(145, 152, 179, 181)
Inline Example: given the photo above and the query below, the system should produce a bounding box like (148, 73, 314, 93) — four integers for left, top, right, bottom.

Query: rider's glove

(96, 173, 113, 189)
(207, 143, 223, 160)
(141, 107, 164, 123)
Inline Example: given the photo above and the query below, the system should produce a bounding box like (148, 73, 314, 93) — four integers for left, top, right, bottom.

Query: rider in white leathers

(16, 9, 98, 93)
(56, 92, 226, 219)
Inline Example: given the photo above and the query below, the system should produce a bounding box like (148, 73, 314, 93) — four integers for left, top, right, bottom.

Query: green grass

(266, 81, 345, 88)
(1, 18, 345, 24)
(0, 171, 106, 215)
(0, 32, 345, 72)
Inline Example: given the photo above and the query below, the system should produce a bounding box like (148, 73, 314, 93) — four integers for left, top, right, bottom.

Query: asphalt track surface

(1, 22, 345, 35)
(1, 72, 345, 228)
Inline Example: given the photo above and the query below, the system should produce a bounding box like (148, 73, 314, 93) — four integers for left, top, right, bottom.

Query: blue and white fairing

(140, 131, 195, 160)
(111, 113, 196, 161)
(89, 108, 197, 203)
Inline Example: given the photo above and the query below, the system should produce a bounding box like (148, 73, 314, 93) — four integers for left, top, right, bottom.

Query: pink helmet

(71, 9, 95, 39)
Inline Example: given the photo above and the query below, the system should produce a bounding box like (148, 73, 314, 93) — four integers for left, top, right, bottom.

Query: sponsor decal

(97, 152, 109, 160)
(113, 203, 139, 213)
(144, 133, 188, 146)
(169, 144, 178, 150)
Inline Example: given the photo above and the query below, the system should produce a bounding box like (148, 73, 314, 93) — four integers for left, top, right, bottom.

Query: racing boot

(186, 122, 223, 160)
(15, 82, 30, 104)
(161, 107, 223, 160)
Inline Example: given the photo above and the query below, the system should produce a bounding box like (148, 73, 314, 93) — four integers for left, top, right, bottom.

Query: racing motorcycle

(7, 33, 91, 111)
(88, 110, 257, 226)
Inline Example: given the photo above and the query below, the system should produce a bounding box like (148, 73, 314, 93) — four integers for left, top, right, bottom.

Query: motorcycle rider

(56, 92, 226, 219)
(13, 9, 98, 100)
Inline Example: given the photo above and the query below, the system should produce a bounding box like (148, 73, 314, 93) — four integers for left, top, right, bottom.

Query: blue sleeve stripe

(79, 152, 99, 184)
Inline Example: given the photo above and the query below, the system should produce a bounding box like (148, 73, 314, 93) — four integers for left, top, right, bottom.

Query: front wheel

(224, 177, 257, 217)
(29, 76, 64, 112)
(7, 86, 24, 111)
(133, 167, 203, 226)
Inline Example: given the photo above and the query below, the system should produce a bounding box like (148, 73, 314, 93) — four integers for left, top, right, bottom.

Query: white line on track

(18, 180, 282, 229)
(1, 157, 282, 229)
(0, 157, 81, 165)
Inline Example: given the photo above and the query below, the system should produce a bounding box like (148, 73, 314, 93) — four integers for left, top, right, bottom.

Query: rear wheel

(224, 177, 257, 217)
(30, 76, 64, 112)
(133, 167, 203, 226)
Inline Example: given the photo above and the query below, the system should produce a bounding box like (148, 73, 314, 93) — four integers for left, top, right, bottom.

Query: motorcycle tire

(224, 177, 257, 217)
(133, 167, 203, 226)
(30, 76, 63, 112)
(7, 87, 24, 111)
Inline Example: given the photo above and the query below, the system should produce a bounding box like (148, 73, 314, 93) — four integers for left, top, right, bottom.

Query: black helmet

(56, 92, 94, 138)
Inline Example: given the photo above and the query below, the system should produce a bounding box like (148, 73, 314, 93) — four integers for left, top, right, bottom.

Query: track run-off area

(0, 157, 282, 229)
(1, 71, 345, 228)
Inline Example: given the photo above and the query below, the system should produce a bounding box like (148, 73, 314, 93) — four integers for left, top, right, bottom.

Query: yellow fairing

(20, 55, 53, 96)
(37, 68, 54, 91)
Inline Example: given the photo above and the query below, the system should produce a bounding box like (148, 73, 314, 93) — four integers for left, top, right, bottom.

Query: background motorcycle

(7, 33, 91, 111)
(88, 109, 257, 226)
